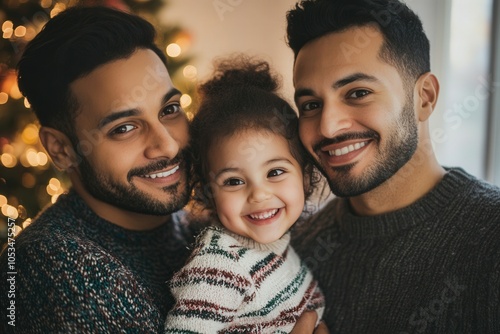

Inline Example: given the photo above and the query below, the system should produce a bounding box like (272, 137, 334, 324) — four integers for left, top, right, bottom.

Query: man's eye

(223, 178, 244, 186)
(301, 101, 321, 112)
(161, 103, 182, 117)
(268, 169, 284, 178)
(110, 124, 136, 135)
(348, 90, 371, 99)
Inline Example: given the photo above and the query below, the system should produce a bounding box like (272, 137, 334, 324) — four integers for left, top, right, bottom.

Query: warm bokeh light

(22, 218, 32, 229)
(49, 178, 61, 188)
(24, 27, 36, 41)
(0, 195, 7, 207)
(24, 97, 31, 108)
(51, 194, 61, 204)
(1, 153, 17, 168)
(22, 124, 39, 144)
(26, 149, 39, 166)
(166, 43, 181, 57)
(21, 173, 36, 188)
(13, 225, 22, 236)
(3, 28, 13, 39)
(14, 26, 26, 38)
(2, 21, 13, 31)
(1, 204, 19, 219)
(183, 65, 197, 79)
(2, 144, 14, 154)
(40, 0, 52, 8)
(50, 3, 66, 18)
(9, 83, 22, 99)
(180, 94, 192, 108)
(0, 92, 8, 104)
(47, 178, 64, 197)
(37, 152, 48, 166)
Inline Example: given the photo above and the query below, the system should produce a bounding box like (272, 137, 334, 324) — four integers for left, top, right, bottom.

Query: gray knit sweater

(292, 167, 500, 333)
(0, 190, 195, 333)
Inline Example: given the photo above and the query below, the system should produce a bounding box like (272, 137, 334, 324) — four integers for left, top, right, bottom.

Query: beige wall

(161, 0, 298, 102)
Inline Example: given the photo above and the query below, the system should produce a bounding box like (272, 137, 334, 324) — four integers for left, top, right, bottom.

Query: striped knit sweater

(0, 190, 195, 333)
(165, 226, 325, 333)
(292, 167, 500, 333)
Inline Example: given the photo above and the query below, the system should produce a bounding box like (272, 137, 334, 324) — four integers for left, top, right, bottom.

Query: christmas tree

(0, 0, 197, 245)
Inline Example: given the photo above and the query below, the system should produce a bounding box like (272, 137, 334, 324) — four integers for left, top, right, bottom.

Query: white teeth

(328, 141, 367, 157)
(143, 165, 180, 179)
(249, 209, 278, 220)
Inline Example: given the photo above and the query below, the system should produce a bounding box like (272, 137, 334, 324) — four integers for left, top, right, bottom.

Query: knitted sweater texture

(165, 227, 325, 333)
(292, 167, 500, 333)
(0, 190, 194, 333)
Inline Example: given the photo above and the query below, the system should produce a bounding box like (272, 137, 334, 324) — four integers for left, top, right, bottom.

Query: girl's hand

(314, 322, 330, 334)
(291, 311, 330, 333)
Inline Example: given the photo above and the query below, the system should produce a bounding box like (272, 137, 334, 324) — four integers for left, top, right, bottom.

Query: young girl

(165, 56, 325, 333)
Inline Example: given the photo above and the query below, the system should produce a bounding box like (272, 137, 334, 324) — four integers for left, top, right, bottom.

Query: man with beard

(287, 0, 500, 332)
(0, 6, 196, 333)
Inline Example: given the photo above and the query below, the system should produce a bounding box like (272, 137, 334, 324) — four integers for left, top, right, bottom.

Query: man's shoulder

(449, 168, 500, 220)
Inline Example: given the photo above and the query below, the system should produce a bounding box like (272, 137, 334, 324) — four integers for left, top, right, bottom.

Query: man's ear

(39, 127, 78, 171)
(415, 72, 440, 122)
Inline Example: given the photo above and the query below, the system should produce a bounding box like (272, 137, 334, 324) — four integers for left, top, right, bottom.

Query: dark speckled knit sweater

(0, 190, 196, 333)
(292, 167, 500, 333)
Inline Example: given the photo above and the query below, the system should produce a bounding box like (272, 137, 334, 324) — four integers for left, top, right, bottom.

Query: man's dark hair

(286, 0, 430, 84)
(17, 6, 167, 143)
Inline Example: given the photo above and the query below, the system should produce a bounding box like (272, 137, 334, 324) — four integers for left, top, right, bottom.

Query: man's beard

(77, 150, 192, 215)
(314, 97, 418, 197)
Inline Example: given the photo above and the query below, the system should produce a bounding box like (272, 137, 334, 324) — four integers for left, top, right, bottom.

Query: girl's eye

(223, 178, 244, 186)
(268, 169, 285, 178)
(161, 103, 182, 117)
(348, 89, 371, 99)
(110, 124, 136, 135)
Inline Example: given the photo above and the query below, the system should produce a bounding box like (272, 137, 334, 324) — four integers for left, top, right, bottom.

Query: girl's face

(207, 129, 305, 244)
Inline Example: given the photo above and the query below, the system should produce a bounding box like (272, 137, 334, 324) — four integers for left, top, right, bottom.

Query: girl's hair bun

(199, 54, 281, 97)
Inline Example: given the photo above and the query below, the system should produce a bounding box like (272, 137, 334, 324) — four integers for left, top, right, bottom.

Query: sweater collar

(209, 221, 291, 254)
(335, 167, 473, 239)
(56, 189, 183, 247)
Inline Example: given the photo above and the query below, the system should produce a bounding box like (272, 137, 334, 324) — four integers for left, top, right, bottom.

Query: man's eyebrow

(161, 88, 182, 106)
(97, 88, 183, 130)
(98, 109, 140, 130)
(294, 73, 379, 102)
(294, 88, 315, 103)
(332, 73, 379, 89)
